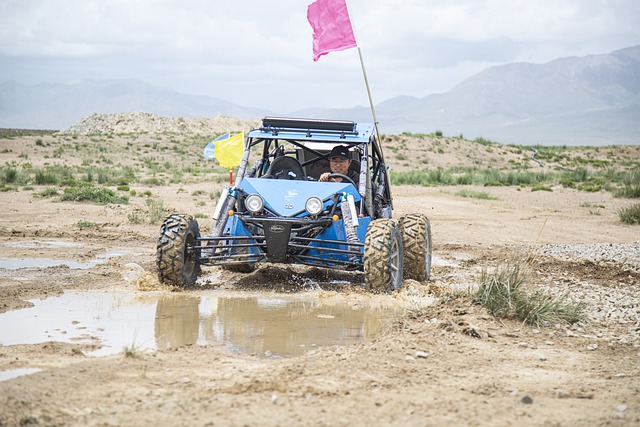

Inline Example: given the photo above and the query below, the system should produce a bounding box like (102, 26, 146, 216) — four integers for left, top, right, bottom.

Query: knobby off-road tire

(157, 213, 201, 287)
(399, 213, 432, 282)
(364, 219, 404, 292)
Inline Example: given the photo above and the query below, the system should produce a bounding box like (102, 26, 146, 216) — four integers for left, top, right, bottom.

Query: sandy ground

(0, 174, 638, 427)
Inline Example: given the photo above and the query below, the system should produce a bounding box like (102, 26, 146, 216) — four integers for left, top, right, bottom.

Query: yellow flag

(214, 132, 244, 168)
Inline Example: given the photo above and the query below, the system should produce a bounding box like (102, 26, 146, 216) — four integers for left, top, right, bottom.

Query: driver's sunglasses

(330, 158, 348, 164)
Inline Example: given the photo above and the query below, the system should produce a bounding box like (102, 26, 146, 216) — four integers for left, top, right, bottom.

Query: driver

(319, 145, 359, 183)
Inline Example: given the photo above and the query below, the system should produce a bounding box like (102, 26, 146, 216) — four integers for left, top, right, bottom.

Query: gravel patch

(535, 241, 640, 344)
(537, 241, 640, 274)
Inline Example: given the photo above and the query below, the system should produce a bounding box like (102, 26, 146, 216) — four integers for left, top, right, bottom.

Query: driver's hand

(319, 172, 330, 182)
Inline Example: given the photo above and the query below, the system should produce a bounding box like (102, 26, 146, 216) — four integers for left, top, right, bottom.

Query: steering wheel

(328, 173, 357, 187)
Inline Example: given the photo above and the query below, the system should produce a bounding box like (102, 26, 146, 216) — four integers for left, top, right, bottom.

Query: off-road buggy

(156, 116, 432, 292)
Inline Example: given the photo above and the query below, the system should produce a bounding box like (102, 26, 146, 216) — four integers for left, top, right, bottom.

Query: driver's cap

(330, 145, 350, 160)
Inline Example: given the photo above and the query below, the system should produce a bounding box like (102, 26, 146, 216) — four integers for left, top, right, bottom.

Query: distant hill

(372, 45, 640, 145)
(0, 79, 271, 130)
(1, 46, 638, 145)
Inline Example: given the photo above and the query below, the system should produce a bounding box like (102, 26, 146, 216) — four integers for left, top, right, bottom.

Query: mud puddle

(0, 249, 131, 271)
(0, 290, 397, 358)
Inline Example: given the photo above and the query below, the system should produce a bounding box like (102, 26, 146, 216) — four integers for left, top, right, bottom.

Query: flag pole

(344, 0, 381, 144)
(356, 47, 381, 142)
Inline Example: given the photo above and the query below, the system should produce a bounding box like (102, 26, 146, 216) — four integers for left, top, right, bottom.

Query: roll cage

(235, 116, 393, 216)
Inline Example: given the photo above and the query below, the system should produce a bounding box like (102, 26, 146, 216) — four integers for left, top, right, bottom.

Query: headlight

(305, 197, 323, 215)
(245, 194, 264, 213)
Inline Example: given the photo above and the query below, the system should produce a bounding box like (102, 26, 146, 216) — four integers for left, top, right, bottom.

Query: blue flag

(203, 132, 230, 159)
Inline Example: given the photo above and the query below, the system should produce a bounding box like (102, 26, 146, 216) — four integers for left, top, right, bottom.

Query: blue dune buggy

(156, 117, 432, 292)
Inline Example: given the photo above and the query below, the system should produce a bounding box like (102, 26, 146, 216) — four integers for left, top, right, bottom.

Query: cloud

(1, 0, 639, 111)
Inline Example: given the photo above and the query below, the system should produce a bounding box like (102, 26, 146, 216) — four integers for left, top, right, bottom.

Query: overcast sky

(1, 0, 639, 113)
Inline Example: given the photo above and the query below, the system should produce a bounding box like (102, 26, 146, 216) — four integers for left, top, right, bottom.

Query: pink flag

(307, 0, 357, 62)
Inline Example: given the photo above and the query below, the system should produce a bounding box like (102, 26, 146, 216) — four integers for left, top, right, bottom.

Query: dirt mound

(61, 112, 262, 135)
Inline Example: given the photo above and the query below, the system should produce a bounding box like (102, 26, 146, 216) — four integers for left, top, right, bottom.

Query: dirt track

(0, 172, 639, 426)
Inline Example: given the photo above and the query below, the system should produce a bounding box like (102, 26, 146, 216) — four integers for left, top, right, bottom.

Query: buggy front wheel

(156, 213, 201, 287)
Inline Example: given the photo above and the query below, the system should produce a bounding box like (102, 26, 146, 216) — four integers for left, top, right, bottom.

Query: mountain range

(1, 45, 638, 145)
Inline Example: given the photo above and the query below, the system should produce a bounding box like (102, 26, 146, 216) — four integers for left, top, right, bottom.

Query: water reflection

(0, 291, 394, 358)
(154, 295, 390, 357)
(154, 295, 200, 349)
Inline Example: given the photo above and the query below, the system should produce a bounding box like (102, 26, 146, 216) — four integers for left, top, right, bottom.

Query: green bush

(61, 186, 129, 205)
(146, 197, 165, 224)
(141, 177, 166, 186)
(36, 188, 60, 198)
(615, 170, 640, 198)
(475, 262, 587, 326)
(35, 170, 60, 185)
(76, 220, 95, 229)
(3, 167, 18, 183)
(455, 189, 497, 200)
(127, 211, 145, 224)
(618, 203, 640, 224)
(531, 184, 553, 192)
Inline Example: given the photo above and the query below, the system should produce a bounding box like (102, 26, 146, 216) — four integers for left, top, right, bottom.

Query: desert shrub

(455, 173, 474, 185)
(576, 183, 601, 192)
(34, 165, 74, 185)
(564, 168, 590, 182)
(618, 203, 640, 224)
(127, 211, 145, 224)
(123, 344, 141, 358)
(391, 168, 455, 186)
(390, 170, 430, 186)
(141, 177, 166, 186)
(474, 137, 494, 146)
(3, 167, 18, 183)
(614, 170, 640, 198)
(210, 189, 221, 200)
(84, 166, 135, 186)
(531, 184, 553, 192)
(455, 189, 497, 200)
(474, 262, 587, 326)
(61, 186, 128, 205)
(35, 170, 60, 185)
(36, 188, 60, 198)
(146, 197, 165, 224)
(76, 220, 95, 229)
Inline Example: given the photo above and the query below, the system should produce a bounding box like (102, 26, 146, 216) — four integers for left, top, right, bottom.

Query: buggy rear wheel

(157, 213, 201, 287)
(364, 219, 404, 292)
(399, 213, 432, 282)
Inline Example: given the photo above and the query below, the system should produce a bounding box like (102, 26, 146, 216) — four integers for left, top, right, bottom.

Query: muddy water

(0, 249, 132, 270)
(0, 291, 397, 358)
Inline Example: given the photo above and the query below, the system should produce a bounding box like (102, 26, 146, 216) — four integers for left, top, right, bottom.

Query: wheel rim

(389, 233, 402, 288)
(424, 222, 432, 280)
(184, 232, 197, 277)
